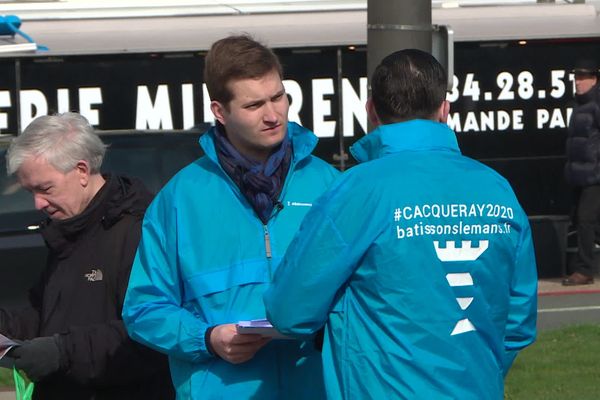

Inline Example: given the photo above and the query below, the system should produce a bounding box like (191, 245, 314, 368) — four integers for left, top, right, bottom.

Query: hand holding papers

(0, 333, 19, 358)
(209, 323, 271, 364)
(0, 332, 20, 368)
(236, 319, 290, 339)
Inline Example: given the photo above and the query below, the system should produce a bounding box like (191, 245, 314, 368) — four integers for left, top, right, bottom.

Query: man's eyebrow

(242, 99, 265, 108)
(32, 181, 52, 190)
(241, 88, 286, 107)
(272, 89, 285, 97)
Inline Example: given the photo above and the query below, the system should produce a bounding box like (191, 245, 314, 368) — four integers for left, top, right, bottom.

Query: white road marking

(539, 306, 600, 313)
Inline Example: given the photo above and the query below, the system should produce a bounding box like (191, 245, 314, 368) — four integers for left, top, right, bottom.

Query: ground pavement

(537, 276, 600, 331)
(538, 277, 600, 295)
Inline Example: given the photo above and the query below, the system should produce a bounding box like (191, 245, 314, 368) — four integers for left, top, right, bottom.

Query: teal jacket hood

(200, 121, 318, 166)
(350, 119, 460, 163)
(265, 119, 537, 400)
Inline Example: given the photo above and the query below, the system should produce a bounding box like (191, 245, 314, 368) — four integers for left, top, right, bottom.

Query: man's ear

(437, 100, 450, 124)
(366, 98, 381, 128)
(210, 101, 227, 125)
(74, 160, 91, 187)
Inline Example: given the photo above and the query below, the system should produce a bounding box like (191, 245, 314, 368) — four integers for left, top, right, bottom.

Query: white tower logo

(433, 240, 489, 336)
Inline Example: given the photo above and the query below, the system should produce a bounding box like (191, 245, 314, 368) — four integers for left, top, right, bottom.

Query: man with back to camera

(563, 58, 600, 285)
(264, 49, 538, 399)
(122, 35, 339, 399)
(3, 112, 174, 399)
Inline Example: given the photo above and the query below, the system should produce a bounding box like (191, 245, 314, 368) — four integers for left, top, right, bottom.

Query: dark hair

(371, 49, 447, 123)
(203, 35, 283, 105)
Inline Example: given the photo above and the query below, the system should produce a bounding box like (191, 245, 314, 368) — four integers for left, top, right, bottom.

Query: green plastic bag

(13, 368, 34, 400)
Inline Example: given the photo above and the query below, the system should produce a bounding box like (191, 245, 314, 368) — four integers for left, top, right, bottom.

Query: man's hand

(10, 336, 63, 382)
(209, 324, 271, 364)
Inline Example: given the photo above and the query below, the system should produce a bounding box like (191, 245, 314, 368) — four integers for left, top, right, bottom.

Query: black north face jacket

(0, 175, 174, 400)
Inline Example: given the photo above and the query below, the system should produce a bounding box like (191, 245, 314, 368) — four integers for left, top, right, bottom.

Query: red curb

(539, 289, 600, 296)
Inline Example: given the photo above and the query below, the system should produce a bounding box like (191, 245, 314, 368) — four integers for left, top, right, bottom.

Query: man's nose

(263, 102, 278, 123)
(33, 194, 49, 210)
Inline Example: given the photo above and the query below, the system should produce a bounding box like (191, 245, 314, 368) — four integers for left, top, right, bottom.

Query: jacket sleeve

(264, 181, 383, 336)
(594, 102, 600, 141)
(0, 280, 43, 340)
(122, 194, 213, 363)
(502, 216, 538, 375)
(58, 216, 171, 387)
(59, 320, 169, 386)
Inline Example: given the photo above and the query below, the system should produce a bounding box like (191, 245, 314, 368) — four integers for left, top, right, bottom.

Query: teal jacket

(264, 120, 537, 400)
(123, 122, 339, 399)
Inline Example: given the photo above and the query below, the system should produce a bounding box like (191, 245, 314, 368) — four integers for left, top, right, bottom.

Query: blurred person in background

(563, 58, 600, 285)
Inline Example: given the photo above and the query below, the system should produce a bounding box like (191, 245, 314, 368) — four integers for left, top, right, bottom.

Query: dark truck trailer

(1, 2, 597, 215)
(0, 38, 589, 215)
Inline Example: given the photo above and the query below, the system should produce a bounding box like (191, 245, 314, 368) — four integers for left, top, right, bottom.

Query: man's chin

(46, 210, 65, 220)
(264, 137, 286, 152)
(263, 128, 287, 145)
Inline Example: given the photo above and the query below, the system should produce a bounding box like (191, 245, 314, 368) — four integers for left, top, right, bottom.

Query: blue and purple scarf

(215, 126, 292, 224)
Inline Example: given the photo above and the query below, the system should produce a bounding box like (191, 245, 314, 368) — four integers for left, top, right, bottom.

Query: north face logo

(84, 269, 103, 282)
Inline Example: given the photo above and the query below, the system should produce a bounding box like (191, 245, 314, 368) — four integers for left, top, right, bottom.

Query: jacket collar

(575, 83, 600, 105)
(350, 119, 460, 163)
(41, 174, 151, 257)
(199, 121, 318, 166)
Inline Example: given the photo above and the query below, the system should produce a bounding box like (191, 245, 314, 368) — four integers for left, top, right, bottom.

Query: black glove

(10, 336, 64, 382)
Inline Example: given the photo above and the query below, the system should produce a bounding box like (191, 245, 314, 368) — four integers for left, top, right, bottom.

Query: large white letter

(463, 112, 479, 133)
(549, 108, 566, 129)
(136, 85, 173, 129)
(0, 91, 11, 131)
(312, 78, 336, 138)
(480, 111, 494, 132)
(566, 107, 573, 125)
(182, 83, 195, 129)
(497, 110, 510, 131)
(447, 112, 461, 132)
(283, 79, 302, 125)
(79, 87, 103, 126)
(537, 109, 549, 129)
(20, 90, 48, 130)
(342, 77, 367, 137)
(57, 88, 69, 113)
(202, 84, 215, 125)
(512, 109, 524, 130)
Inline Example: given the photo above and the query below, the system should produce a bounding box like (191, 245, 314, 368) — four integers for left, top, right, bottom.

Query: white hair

(6, 112, 107, 176)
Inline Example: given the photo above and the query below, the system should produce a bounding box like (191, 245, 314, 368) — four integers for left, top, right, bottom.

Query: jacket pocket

(182, 259, 270, 301)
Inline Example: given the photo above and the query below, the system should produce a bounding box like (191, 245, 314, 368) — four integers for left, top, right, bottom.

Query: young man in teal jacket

(264, 49, 537, 399)
(122, 35, 338, 399)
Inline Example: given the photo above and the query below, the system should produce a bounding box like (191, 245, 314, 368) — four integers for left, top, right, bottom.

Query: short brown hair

(203, 35, 283, 104)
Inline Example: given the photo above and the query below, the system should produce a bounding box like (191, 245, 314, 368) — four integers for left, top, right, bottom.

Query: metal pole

(367, 0, 432, 129)
(367, 0, 432, 79)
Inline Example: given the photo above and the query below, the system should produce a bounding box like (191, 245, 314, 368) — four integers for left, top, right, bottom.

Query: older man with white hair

(3, 112, 174, 400)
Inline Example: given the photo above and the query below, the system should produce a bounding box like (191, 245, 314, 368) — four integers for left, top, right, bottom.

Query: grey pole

(367, 0, 432, 130)
(367, 0, 432, 82)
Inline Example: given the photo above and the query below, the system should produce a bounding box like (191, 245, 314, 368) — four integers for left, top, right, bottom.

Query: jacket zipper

(206, 133, 304, 273)
(263, 224, 273, 280)
(263, 225, 272, 259)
